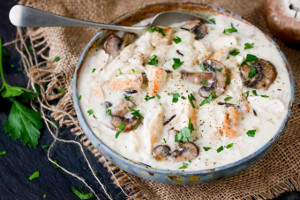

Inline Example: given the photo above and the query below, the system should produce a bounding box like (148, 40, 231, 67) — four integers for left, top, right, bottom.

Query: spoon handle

(9, 5, 146, 34)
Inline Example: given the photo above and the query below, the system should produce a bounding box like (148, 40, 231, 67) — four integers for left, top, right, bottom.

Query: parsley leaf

(53, 56, 60, 62)
(87, 109, 94, 115)
(148, 55, 158, 66)
(92, 68, 96, 73)
(53, 160, 59, 169)
(145, 95, 155, 101)
(124, 95, 130, 101)
(175, 119, 194, 142)
(71, 186, 94, 200)
(201, 80, 206, 86)
(42, 144, 51, 149)
(59, 87, 66, 93)
(2, 84, 36, 102)
(115, 123, 125, 138)
(148, 27, 166, 36)
(229, 48, 240, 56)
(42, 194, 47, 199)
(248, 66, 257, 78)
(223, 23, 237, 34)
(200, 92, 216, 106)
(156, 94, 161, 99)
(217, 68, 223, 72)
(261, 95, 269, 98)
(188, 93, 196, 108)
(118, 68, 122, 75)
(131, 69, 135, 73)
(246, 129, 256, 137)
(128, 106, 144, 118)
(245, 91, 250, 98)
(28, 171, 40, 181)
(203, 147, 211, 151)
(172, 93, 180, 103)
(0, 151, 6, 156)
(252, 90, 258, 96)
(163, 138, 167, 143)
(173, 37, 182, 44)
(245, 54, 258, 62)
(134, 121, 140, 130)
(200, 63, 205, 71)
(244, 43, 254, 50)
(179, 162, 188, 169)
(217, 146, 224, 153)
(172, 58, 184, 70)
(226, 143, 234, 148)
(224, 96, 232, 102)
(78, 95, 82, 101)
(107, 108, 112, 115)
(209, 18, 216, 24)
(225, 73, 230, 85)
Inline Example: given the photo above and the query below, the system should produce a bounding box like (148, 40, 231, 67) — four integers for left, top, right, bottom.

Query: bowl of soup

(73, 2, 294, 184)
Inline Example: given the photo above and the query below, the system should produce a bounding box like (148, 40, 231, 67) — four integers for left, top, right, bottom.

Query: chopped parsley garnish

(173, 37, 182, 44)
(131, 69, 135, 73)
(107, 108, 112, 115)
(189, 160, 192, 163)
(181, 96, 186, 99)
(42, 144, 51, 149)
(148, 55, 158, 66)
(87, 109, 94, 115)
(246, 91, 250, 98)
(223, 23, 237, 34)
(225, 73, 230, 85)
(188, 93, 196, 108)
(226, 143, 234, 148)
(42, 194, 47, 199)
(115, 123, 126, 138)
(252, 90, 258, 96)
(261, 95, 269, 98)
(224, 96, 232, 102)
(179, 162, 188, 169)
(128, 106, 144, 118)
(118, 68, 122, 75)
(0, 151, 6, 156)
(145, 95, 155, 101)
(124, 95, 130, 101)
(229, 48, 240, 56)
(203, 147, 211, 151)
(200, 63, 205, 71)
(92, 68, 96, 73)
(134, 121, 140, 130)
(156, 94, 161, 99)
(172, 58, 184, 70)
(163, 138, 167, 143)
(200, 92, 216, 106)
(53, 160, 59, 169)
(245, 54, 258, 62)
(172, 93, 180, 103)
(78, 95, 82, 101)
(209, 18, 216, 24)
(217, 68, 223, 72)
(201, 80, 206, 86)
(28, 171, 40, 181)
(246, 129, 256, 137)
(175, 119, 194, 142)
(27, 45, 33, 52)
(71, 186, 94, 200)
(244, 43, 254, 50)
(248, 66, 257, 78)
(148, 27, 166, 36)
(53, 56, 60, 62)
(59, 87, 66, 93)
(216, 146, 224, 153)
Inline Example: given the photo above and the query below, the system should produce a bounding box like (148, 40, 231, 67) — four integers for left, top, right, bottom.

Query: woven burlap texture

(18, 0, 300, 199)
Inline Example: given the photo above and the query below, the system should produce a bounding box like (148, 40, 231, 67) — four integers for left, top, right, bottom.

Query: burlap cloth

(17, 0, 300, 199)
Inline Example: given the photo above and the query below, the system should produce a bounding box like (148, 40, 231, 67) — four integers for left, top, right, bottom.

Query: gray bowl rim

(72, 3, 295, 178)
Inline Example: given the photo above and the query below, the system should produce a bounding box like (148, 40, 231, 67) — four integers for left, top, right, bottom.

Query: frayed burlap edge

(13, 2, 299, 200)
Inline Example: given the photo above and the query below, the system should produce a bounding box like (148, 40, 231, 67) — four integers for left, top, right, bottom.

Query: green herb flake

(42, 194, 47, 199)
(175, 119, 194, 143)
(145, 95, 155, 101)
(71, 186, 94, 200)
(209, 18, 216, 24)
(248, 66, 257, 78)
(179, 162, 188, 169)
(225, 73, 230, 85)
(245, 54, 258, 62)
(217, 68, 223, 72)
(181, 96, 186, 99)
(134, 121, 140, 130)
(87, 109, 94, 115)
(203, 147, 211, 151)
(261, 95, 269, 98)
(246, 91, 250, 98)
(131, 69, 135, 73)
(59, 87, 66, 93)
(118, 68, 122, 75)
(148, 55, 159, 66)
(244, 43, 254, 50)
(92, 68, 96, 73)
(27, 45, 33, 52)
(229, 48, 240, 56)
(10, 64, 15, 68)
(226, 143, 234, 148)
(148, 27, 166, 36)
(53, 160, 59, 169)
(128, 106, 144, 119)
(42, 144, 51, 149)
(223, 23, 238, 34)
(124, 95, 130, 101)
(107, 109, 112, 115)
(216, 146, 224, 153)
(115, 123, 126, 138)
(200, 92, 216, 106)
(252, 90, 258, 96)
(172, 58, 184, 70)
(163, 138, 167, 144)
(172, 93, 180, 103)
(200, 63, 205, 71)
(28, 171, 40, 181)
(78, 95, 82, 101)
(189, 160, 192, 163)
(156, 94, 161, 99)
(53, 56, 60, 62)
(201, 80, 206, 86)
(246, 129, 256, 137)
(188, 93, 196, 108)
(173, 37, 182, 44)
(0, 151, 6, 156)
(224, 96, 232, 102)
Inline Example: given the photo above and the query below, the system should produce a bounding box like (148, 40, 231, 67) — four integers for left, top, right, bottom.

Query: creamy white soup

(77, 14, 291, 171)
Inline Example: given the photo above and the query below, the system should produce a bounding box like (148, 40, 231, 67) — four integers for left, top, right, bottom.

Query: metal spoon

(9, 5, 211, 35)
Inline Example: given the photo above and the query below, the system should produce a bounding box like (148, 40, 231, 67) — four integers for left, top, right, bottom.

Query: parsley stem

(0, 38, 7, 92)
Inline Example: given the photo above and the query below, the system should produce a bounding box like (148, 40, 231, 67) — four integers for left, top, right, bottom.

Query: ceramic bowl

(72, 2, 295, 184)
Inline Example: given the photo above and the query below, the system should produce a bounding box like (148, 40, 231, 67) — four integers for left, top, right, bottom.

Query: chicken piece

(247, 96, 285, 113)
(146, 65, 167, 96)
(211, 35, 238, 51)
(151, 27, 173, 47)
(220, 106, 241, 138)
(110, 74, 143, 91)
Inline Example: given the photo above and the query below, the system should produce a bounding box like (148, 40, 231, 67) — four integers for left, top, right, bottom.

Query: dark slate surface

(0, 1, 299, 200)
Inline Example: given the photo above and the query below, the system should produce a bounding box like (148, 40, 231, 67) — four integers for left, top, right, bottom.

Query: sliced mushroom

(240, 59, 277, 89)
(121, 33, 137, 49)
(181, 20, 207, 39)
(152, 142, 199, 161)
(103, 34, 123, 57)
(181, 71, 214, 84)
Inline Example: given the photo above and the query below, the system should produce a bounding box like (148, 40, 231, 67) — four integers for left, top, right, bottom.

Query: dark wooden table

(0, 1, 299, 199)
